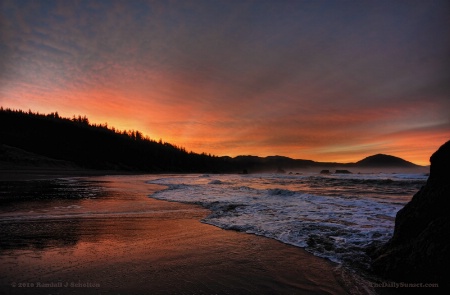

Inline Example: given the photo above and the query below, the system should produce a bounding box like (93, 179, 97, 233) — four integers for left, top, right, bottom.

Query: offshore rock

(371, 140, 450, 289)
(335, 169, 352, 174)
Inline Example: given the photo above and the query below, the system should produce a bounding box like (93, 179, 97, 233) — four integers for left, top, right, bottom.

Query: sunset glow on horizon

(1, 0, 449, 166)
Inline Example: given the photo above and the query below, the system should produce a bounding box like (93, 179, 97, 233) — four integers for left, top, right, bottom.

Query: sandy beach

(0, 173, 358, 294)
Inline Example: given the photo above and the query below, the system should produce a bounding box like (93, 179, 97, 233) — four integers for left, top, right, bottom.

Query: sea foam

(148, 173, 427, 269)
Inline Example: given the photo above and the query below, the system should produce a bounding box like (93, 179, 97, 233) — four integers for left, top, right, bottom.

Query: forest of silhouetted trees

(0, 107, 235, 172)
(2, 108, 398, 173)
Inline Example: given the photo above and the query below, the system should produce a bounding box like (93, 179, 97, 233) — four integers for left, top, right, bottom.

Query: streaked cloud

(1, 0, 449, 165)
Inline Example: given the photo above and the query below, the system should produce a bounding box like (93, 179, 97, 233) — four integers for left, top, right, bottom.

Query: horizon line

(0, 106, 431, 166)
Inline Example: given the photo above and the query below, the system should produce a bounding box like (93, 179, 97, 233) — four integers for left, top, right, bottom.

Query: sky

(1, 0, 449, 165)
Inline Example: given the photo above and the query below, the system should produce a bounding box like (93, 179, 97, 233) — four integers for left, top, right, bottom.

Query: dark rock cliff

(371, 140, 450, 289)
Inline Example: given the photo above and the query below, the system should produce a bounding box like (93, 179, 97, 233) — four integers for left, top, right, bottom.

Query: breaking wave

(148, 173, 427, 269)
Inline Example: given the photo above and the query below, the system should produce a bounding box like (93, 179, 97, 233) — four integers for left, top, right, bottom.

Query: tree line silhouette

(0, 107, 234, 172)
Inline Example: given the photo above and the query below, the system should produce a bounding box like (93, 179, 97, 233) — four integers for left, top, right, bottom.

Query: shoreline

(0, 167, 139, 181)
(0, 172, 376, 294)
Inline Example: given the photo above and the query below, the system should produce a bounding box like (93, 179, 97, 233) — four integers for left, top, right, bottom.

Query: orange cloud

(1, 0, 449, 165)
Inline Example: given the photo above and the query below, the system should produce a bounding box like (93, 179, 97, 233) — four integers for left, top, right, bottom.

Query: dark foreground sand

(0, 173, 370, 294)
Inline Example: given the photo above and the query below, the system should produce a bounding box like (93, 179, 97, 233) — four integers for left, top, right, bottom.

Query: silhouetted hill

(0, 108, 231, 173)
(355, 154, 419, 168)
(229, 155, 318, 172)
(0, 144, 77, 169)
(0, 108, 424, 173)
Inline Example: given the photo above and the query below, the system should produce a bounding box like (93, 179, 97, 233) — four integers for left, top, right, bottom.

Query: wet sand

(0, 174, 354, 294)
(0, 168, 132, 181)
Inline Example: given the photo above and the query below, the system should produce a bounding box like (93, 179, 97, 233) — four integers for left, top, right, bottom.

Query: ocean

(148, 172, 427, 269)
(0, 172, 427, 271)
